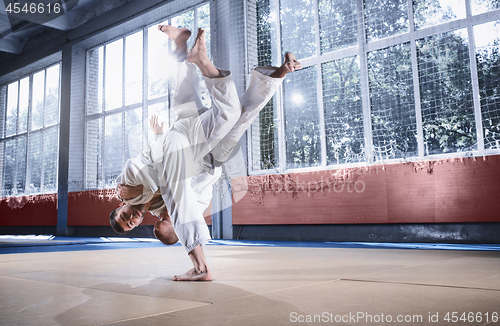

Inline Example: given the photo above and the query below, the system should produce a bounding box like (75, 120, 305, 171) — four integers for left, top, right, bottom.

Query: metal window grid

(250, 0, 500, 175)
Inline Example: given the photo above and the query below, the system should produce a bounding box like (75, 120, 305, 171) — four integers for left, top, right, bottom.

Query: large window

(85, 3, 210, 189)
(251, 0, 500, 172)
(0, 64, 61, 196)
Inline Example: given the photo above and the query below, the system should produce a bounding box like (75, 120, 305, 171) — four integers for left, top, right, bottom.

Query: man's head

(109, 203, 146, 234)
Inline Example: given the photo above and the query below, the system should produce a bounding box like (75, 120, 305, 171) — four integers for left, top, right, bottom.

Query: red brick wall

(0, 195, 57, 226)
(1, 155, 499, 227)
(232, 155, 500, 225)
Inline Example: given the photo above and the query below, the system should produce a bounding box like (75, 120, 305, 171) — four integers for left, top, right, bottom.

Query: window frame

(250, 0, 500, 175)
(83, 2, 210, 190)
(0, 62, 62, 197)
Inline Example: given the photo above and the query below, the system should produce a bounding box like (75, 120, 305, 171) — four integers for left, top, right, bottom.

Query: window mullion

(143, 26, 148, 152)
(466, 0, 485, 153)
(40, 69, 49, 191)
(16, 80, 25, 192)
(40, 129, 46, 191)
(167, 18, 172, 126)
(15, 79, 20, 134)
(313, 0, 327, 167)
(18, 79, 25, 193)
(43, 67, 47, 128)
(408, 0, 425, 159)
(25, 76, 32, 191)
(273, 0, 285, 172)
(101, 46, 106, 186)
(122, 37, 126, 168)
(0, 86, 5, 192)
(357, 0, 373, 164)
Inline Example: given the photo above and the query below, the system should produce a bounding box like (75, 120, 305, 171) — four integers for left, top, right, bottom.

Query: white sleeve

(118, 155, 159, 205)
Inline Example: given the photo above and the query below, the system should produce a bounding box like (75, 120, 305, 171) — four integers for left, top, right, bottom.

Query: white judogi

(117, 61, 283, 252)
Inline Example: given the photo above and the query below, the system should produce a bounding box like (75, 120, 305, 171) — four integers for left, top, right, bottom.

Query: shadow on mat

(54, 279, 309, 326)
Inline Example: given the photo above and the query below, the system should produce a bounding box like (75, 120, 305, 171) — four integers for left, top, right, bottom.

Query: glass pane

(281, 0, 317, 58)
(257, 0, 273, 66)
(105, 39, 123, 111)
(148, 22, 171, 99)
(475, 21, 500, 150)
(197, 3, 211, 59)
(172, 9, 195, 49)
(45, 64, 60, 126)
(472, 0, 500, 15)
(125, 31, 143, 106)
(86, 47, 103, 114)
(15, 136, 27, 193)
(6, 81, 18, 137)
(417, 30, 476, 155)
(365, 0, 409, 41)
(255, 0, 280, 170)
(2, 139, 15, 196)
(86, 119, 102, 189)
(322, 57, 365, 165)
(369, 44, 418, 161)
(27, 132, 42, 194)
(413, 0, 466, 30)
(32, 70, 45, 130)
(148, 103, 169, 145)
(252, 97, 279, 170)
(284, 66, 321, 168)
(319, 0, 358, 53)
(104, 114, 123, 186)
(18, 77, 29, 133)
(43, 127, 58, 193)
(125, 108, 143, 160)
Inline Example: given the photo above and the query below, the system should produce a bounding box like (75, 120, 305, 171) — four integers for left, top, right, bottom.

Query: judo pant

(173, 61, 284, 162)
(154, 61, 283, 252)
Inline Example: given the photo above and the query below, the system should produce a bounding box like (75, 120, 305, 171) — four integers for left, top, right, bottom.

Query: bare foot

(187, 28, 209, 65)
(270, 52, 303, 78)
(172, 267, 213, 281)
(158, 25, 191, 52)
(186, 28, 220, 78)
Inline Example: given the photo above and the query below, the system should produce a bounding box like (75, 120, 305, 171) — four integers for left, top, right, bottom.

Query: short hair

(154, 220, 178, 245)
(109, 208, 129, 234)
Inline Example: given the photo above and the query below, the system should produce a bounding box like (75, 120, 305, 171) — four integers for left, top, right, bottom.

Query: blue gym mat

(0, 235, 499, 254)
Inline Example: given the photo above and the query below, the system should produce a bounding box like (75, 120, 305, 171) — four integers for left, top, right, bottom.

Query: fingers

(149, 114, 165, 135)
(117, 184, 124, 198)
(283, 52, 303, 73)
(150, 114, 158, 128)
